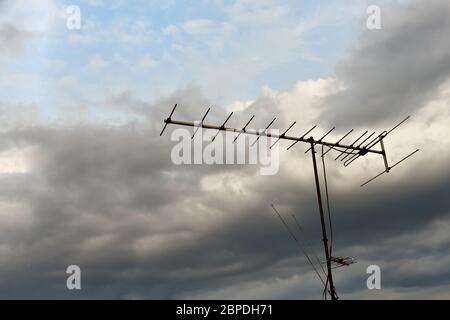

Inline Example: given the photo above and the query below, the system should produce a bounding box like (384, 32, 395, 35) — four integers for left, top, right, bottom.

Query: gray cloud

(322, 0, 450, 127)
(0, 23, 32, 56)
(0, 0, 449, 300)
(0, 92, 448, 299)
(0, 0, 56, 60)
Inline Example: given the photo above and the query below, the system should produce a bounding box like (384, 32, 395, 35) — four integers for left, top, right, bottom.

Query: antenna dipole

(160, 105, 419, 300)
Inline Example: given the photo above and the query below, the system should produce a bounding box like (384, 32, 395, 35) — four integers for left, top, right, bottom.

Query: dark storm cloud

(0, 109, 448, 299)
(0, 86, 303, 298)
(0, 121, 314, 299)
(322, 0, 450, 127)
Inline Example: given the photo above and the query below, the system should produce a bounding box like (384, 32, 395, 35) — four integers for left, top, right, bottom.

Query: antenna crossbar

(164, 118, 383, 155)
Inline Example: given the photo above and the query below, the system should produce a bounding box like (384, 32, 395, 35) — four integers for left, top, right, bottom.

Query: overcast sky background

(0, 0, 449, 299)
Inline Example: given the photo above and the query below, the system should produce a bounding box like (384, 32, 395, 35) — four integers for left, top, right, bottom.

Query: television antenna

(160, 104, 419, 300)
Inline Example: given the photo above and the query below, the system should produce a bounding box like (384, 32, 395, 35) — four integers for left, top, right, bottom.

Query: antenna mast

(309, 139, 337, 299)
(160, 104, 419, 300)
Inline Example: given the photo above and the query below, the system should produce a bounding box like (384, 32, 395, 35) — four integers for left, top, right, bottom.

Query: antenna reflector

(360, 170, 387, 187)
(390, 148, 420, 169)
(360, 148, 419, 187)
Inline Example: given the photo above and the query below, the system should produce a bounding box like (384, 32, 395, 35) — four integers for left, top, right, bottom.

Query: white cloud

(118, 19, 156, 45)
(86, 0, 106, 7)
(225, 0, 290, 25)
(163, 24, 179, 36)
(67, 32, 95, 45)
(0, 0, 58, 34)
(137, 54, 158, 69)
(0, 0, 60, 59)
(182, 19, 216, 35)
(0, 146, 35, 174)
(227, 100, 254, 112)
(87, 54, 109, 69)
(57, 75, 79, 89)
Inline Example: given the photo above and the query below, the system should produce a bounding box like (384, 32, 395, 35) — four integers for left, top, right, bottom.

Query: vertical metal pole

(379, 139, 390, 172)
(309, 140, 338, 300)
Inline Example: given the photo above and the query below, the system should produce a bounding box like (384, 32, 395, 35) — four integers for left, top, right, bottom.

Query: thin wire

(271, 204, 327, 289)
(325, 146, 358, 156)
(321, 145, 333, 256)
(291, 214, 327, 279)
(321, 144, 334, 300)
(323, 276, 329, 300)
(291, 213, 330, 300)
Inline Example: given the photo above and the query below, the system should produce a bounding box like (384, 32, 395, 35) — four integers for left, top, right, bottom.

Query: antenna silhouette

(160, 104, 419, 300)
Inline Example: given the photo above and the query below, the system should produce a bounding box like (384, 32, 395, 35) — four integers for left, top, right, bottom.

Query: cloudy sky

(0, 0, 449, 299)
